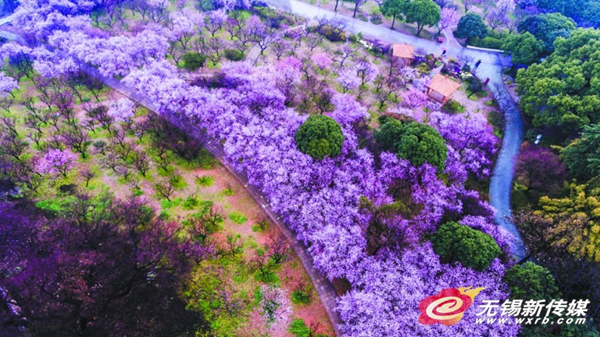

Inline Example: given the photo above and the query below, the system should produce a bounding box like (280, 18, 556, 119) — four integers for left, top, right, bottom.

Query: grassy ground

(4, 73, 333, 337)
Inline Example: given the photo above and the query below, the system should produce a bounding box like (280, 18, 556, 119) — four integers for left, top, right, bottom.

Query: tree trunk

(391, 15, 396, 29)
(353, 3, 359, 18)
(334, 0, 340, 11)
(416, 24, 423, 36)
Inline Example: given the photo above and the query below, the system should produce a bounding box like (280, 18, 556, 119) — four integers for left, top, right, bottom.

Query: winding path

(264, 0, 527, 258)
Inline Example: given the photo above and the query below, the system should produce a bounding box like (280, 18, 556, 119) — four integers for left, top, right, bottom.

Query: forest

(0, 0, 598, 337)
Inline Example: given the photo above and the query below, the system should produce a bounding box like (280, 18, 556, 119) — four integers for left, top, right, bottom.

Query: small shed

(426, 74, 461, 103)
(392, 43, 415, 65)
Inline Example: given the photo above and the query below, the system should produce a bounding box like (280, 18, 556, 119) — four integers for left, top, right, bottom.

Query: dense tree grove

(516, 29, 600, 133)
(521, 0, 600, 28)
(561, 123, 600, 181)
(501, 32, 544, 65)
(517, 13, 577, 53)
(3, 0, 586, 336)
(0, 196, 211, 336)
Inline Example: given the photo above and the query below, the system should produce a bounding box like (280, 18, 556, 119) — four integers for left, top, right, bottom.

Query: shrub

(503, 262, 560, 300)
(254, 270, 279, 284)
(289, 319, 311, 337)
(182, 52, 206, 71)
(196, 175, 214, 186)
(229, 211, 247, 224)
(318, 25, 346, 42)
(295, 115, 344, 160)
(183, 196, 199, 210)
(487, 110, 504, 136)
(289, 319, 326, 337)
(224, 49, 244, 61)
(291, 290, 311, 305)
(358, 14, 368, 22)
(441, 100, 465, 114)
(370, 14, 383, 25)
(169, 174, 187, 189)
(431, 222, 501, 271)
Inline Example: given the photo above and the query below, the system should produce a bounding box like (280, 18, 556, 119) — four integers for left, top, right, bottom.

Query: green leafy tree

(374, 117, 405, 152)
(503, 262, 600, 337)
(380, 0, 408, 29)
(182, 52, 206, 71)
(517, 13, 576, 53)
(582, 2, 600, 28)
(562, 123, 600, 181)
(375, 118, 448, 170)
(455, 13, 488, 43)
(502, 32, 545, 66)
(403, 0, 441, 36)
(395, 122, 447, 170)
(516, 29, 600, 133)
(295, 115, 344, 160)
(431, 222, 501, 271)
(503, 262, 561, 300)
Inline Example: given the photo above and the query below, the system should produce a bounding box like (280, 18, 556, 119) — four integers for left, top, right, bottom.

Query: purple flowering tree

(400, 87, 428, 108)
(337, 244, 520, 337)
(311, 52, 333, 70)
(108, 98, 136, 123)
(38, 149, 78, 177)
(336, 68, 361, 93)
(0, 73, 18, 99)
(439, 7, 461, 33)
(429, 112, 498, 181)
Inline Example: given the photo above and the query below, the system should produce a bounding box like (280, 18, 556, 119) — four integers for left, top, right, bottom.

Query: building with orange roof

(392, 43, 415, 66)
(426, 74, 461, 103)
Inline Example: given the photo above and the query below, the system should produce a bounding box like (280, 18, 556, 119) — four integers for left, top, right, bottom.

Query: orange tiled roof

(427, 74, 461, 98)
(392, 43, 415, 59)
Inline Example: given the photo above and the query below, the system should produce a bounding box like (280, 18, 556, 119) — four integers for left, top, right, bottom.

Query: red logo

(418, 287, 486, 326)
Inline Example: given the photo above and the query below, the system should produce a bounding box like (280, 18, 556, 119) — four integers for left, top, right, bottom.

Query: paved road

(264, 0, 527, 258)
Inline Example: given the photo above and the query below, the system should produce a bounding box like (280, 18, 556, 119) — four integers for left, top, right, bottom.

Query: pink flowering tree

(272, 57, 303, 104)
(259, 285, 292, 328)
(38, 149, 78, 178)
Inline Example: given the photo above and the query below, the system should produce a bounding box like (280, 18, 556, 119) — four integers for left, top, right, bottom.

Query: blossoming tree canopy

(294, 115, 344, 160)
